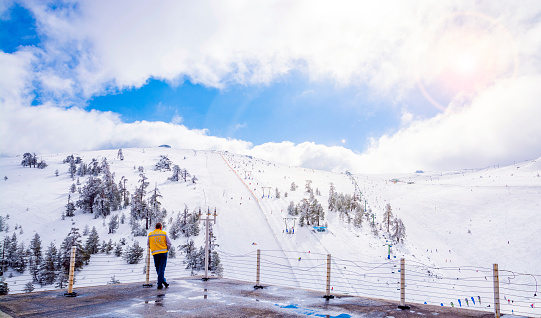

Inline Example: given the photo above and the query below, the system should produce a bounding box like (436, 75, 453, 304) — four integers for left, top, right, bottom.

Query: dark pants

(153, 252, 168, 286)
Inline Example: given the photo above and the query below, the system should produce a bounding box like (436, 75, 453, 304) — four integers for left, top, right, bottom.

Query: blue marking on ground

(276, 303, 351, 318)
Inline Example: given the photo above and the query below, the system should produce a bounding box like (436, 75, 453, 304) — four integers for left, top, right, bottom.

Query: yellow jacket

(148, 229, 171, 255)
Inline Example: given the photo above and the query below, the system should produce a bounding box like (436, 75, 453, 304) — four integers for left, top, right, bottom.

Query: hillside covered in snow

(0, 147, 540, 316)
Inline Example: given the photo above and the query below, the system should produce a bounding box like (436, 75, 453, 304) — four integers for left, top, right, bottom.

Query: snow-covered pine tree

(290, 182, 297, 191)
(391, 218, 406, 244)
(287, 201, 297, 216)
(0, 277, 8, 295)
(103, 239, 114, 254)
(180, 169, 191, 182)
(69, 157, 77, 179)
(305, 180, 313, 194)
(298, 199, 311, 226)
(38, 242, 58, 286)
(55, 269, 69, 289)
(23, 281, 34, 293)
(108, 215, 119, 234)
(117, 148, 124, 161)
(181, 239, 197, 269)
(130, 172, 150, 229)
(168, 246, 176, 259)
(113, 242, 123, 257)
(155, 155, 173, 171)
(85, 226, 100, 254)
(59, 228, 89, 272)
(383, 203, 394, 233)
(168, 165, 180, 181)
(328, 183, 336, 211)
(65, 194, 76, 217)
(77, 162, 87, 177)
(309, 198, 325, 226)
(76, 176, 102, 214)
(82, 224, 90, 236)
(123, 241, 144, 264)
(119, 176, 128, 208)
(12, 242, 27, 273)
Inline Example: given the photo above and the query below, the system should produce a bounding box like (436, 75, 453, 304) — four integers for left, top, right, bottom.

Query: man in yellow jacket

(148, 222, 172, 289)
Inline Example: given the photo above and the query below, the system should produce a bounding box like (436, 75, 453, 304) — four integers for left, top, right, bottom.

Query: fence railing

(3, 248, 539, 317)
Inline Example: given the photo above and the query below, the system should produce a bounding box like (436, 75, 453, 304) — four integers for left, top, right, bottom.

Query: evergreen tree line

(20, 152, 47, 169)
(179, 222, 222, 277)
(130, 169, 167, 234)
(327, 183, 406, 244)
(287, 194, 325, 227)
(0, 225, 165, 294)
(71, 158, 124, 219)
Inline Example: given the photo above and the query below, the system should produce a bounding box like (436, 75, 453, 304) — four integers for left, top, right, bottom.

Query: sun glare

(454, 53, 477, 76)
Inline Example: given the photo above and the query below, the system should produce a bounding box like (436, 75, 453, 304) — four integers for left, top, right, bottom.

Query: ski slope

(0, 147, 540, 316)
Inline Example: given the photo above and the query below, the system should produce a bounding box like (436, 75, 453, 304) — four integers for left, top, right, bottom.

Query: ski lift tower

(199, 207, 218, 280)
(261, 187, 271, 198)
(283, 217, 297, 234)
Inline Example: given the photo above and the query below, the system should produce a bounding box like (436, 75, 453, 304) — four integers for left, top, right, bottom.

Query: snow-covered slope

(1, 148, 540, 316)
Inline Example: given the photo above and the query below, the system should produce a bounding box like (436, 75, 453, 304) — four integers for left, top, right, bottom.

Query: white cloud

(171, 115, 183, 125)
(0, 1, 540, 173)
(0, 101, 252, 157)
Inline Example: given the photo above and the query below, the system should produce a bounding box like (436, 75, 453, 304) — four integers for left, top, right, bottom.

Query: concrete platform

(0, 277, 495, 317)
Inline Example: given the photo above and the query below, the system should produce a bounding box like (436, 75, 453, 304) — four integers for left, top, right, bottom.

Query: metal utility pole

(199, 208, 217, 280)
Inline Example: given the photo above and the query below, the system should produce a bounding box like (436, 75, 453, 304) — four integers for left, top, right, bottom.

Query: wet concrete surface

(0, 277, 496, 317)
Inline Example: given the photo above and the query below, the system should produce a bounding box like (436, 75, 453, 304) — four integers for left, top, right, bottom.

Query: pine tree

(287, 201, 297, 216)
(85, 226, 100, 254)
(290, 182, 297, 191)
(168, 165, 180, 181)
(305, 180, 313, 194)
(55, 269, 69, 289)
(155, 155, 173, 171)
(76, 176, 103, 214)
(123, 241, 144, 264)
(181, 239, 197, 270)
(13, 242, 27, 273)
(391, 218, 406, 244)
(59, 228, 88, 272)
(39, 242, 58, 286)
(69, 157, 77, 179)
(114, 242, 123, 257)
(0, 277, 8, 295)
(148, 185, 163, 229)
(168, 246, 176, 259)
(65, 194, 76, 217)
(117, 149, 124, 161)
(328, 183, 336, 211)
(23, 281, 34, 293)
(108, 215, 119, 234)
(383, 203, 394, 233)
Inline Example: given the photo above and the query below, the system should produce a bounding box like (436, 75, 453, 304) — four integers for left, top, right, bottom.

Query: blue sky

(1, 1, 540, 173)
(85, 76, 408, 151)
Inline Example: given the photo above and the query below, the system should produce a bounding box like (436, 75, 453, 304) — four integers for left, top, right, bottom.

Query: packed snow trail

(198, 152, 298, 286)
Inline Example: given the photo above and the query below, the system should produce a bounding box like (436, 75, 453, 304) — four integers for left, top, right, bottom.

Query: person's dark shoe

(157, 284, 163, 290)
(163, 282, 169, 288)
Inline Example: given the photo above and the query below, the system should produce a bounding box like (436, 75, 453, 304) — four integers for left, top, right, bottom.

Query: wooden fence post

(143, 246, 153, 288)
(254, 249, 263, 289)
(493, 263, 501, 318)
(398, 258, 410, 309)
(323, 254, 334, 299)
(64, 246, 77, 297)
